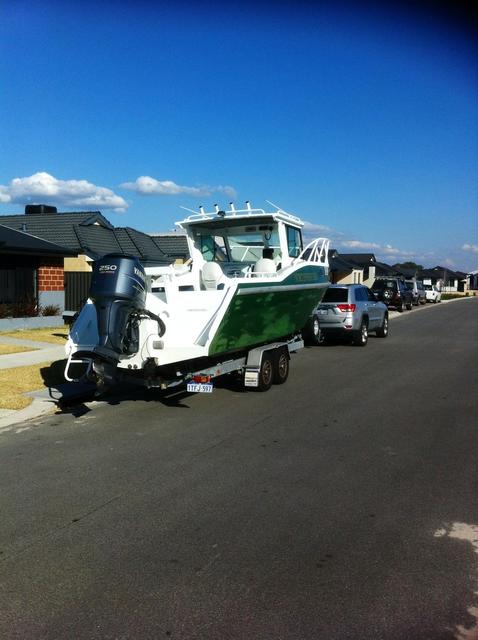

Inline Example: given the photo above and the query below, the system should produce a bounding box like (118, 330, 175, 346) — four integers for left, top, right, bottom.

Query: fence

(64, 272, 91, 311)
(0, 267, 36, 303)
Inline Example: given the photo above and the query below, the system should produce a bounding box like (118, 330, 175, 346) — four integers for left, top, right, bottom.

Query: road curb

(0, 396, 57, 432)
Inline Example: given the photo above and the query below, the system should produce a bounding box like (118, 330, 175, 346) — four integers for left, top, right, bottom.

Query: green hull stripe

(208, 265, 328, 355)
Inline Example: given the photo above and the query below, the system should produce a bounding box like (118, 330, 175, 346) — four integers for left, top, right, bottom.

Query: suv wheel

(397, 299, 404, 313)
(406, 299, 413, 310)
(303, 315, 322, 346)
(352, 319, 368, 347)
(376, 314, 388, 338)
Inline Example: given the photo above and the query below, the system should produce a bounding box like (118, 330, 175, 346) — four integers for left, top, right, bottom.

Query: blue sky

(1, 1, 477, 270)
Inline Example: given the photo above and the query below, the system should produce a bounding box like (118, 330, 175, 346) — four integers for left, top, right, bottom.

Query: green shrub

(41, 304, 61, 317)
(441, 293, 463, 300)
(0, 299, 39, 318)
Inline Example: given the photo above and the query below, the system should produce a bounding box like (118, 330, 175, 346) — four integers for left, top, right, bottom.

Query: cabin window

(286, 226, 302, 258)
(200, 234, 228, 262)
(228, 230, 280, 263)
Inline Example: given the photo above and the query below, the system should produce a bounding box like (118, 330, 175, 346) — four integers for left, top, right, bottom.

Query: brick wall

(37, 257, 64, 292)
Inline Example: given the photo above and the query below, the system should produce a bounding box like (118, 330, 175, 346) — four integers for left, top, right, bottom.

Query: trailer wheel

(273, 348, 289, 385)
(257, 352, 274, 391)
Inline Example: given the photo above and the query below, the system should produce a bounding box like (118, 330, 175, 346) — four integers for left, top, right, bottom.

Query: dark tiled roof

(74, 224, 124, 259)
(124, 228, 164, 261)
(74, 225, 170, 266)
(0, 211, 113, 251)
(418, 266, 464, 281)
(0, 210, 171, 266)
(374, 261, 401, 276)
(329, 255, 362, 272)
(431, 265, 464, 279)
(338, 253, 377, 266)
(151, 234, 190, 259)
(0, 225, 76, 256)
(114, 228, 143, 256)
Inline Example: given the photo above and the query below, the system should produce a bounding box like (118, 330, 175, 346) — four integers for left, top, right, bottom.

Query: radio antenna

(266, 199, 284, 212)
(179, 205, 198, 215)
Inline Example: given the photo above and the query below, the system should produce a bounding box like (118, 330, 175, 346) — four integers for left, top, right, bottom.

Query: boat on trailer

(65, 202, 330, 391)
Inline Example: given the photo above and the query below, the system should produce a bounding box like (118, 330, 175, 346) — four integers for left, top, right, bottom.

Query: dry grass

(0, 344, 38, 355)
(0, 360, 66, 410)
(0, 326, 69, 345)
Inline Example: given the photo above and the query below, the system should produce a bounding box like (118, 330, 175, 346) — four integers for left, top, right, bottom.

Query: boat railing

(293, 237, 330, 266)
(178, 201, 302, 225)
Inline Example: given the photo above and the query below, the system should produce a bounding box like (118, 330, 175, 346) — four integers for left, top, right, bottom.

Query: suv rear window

(322, 287, 348, 303)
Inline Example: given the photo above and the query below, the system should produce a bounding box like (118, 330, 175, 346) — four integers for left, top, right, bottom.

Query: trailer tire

(257, 352, 274, 391)
(273, 348, 289, 385)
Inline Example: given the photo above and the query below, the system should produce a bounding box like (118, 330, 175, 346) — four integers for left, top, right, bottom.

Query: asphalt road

(1, 299, 477, 640)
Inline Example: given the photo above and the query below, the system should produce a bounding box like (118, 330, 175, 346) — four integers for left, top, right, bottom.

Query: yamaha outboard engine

(89, 254, 147, 363)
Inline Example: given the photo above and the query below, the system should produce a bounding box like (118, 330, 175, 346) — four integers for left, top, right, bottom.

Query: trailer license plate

(187, 382, 213, 393)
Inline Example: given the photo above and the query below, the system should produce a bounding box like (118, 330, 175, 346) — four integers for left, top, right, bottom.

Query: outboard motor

(89, 254, 147, 363)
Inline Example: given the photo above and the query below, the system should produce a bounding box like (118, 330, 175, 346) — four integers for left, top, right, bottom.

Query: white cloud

(381, 244, 415, 257)
(342, 240, 417, 258)
(462, 243, 478, 253)
(0, 172, 128, 211)
(121, 176, 237, 199)
(340, 239, 381, 250)
(303, 222, 335, 234)
(443, 258, 456, 267)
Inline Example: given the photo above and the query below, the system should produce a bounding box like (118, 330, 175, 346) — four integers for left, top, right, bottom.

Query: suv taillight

(337, 303, 356, 312)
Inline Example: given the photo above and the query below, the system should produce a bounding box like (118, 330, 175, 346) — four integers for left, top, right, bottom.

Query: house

(417, 266, 466, 292)
(337, 253, 377, 281)
(466, 269, 478, 291)
(327, 250, 364, 284)
(0, 204, 174, 311)
(0, 205, 173, 265)
(337, 253, 401, 286)
(0, 224, 76, 313)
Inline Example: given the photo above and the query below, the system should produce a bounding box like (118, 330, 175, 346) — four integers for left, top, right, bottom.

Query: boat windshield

(200, 234, 229, 262)
(197, 228, 281, 263)
(228, 231, 280, 262)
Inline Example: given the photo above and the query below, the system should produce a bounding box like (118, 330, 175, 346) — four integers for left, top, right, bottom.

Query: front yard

(0, 326, 69, 410)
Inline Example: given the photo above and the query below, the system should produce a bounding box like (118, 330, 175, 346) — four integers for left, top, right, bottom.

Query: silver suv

(405, 279, 427, 306)
(307, 284, 389, 346)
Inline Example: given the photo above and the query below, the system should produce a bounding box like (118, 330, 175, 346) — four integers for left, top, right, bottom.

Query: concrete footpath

(0, 336, 66, 369)
(0, 334, 94, 431)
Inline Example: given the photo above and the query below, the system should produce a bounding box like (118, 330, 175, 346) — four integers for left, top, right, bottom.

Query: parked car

(405, 279, 427, 306)
(304, 284, 389, 347)
(424, 284, 442, 303)
(371, 277, 413, 312)
(416, 280, 427, 305)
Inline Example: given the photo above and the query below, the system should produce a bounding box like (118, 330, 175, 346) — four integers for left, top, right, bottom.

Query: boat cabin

(146, 204, 327, 300)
